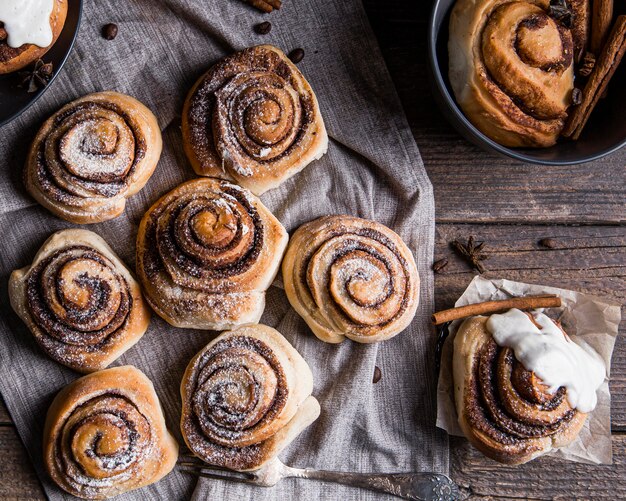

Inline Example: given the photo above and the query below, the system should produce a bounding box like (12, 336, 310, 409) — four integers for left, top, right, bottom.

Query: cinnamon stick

(562, 15, 626, 139)
(570, 0, 591, 63)
(591, 0, 614, 54)
(432, 295, 561, 325)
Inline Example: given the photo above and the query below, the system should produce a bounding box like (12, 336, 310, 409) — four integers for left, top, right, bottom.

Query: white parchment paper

(436, 276, 621, 465)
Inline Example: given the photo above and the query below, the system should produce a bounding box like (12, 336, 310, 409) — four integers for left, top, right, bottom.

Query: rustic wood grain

(451, 434, 626, 500)
(0, 427, 44, 500)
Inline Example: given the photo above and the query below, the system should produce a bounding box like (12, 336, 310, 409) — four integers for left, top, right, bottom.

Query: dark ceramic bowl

(428, 0, 626, 165)
(0, 0, 83, 128)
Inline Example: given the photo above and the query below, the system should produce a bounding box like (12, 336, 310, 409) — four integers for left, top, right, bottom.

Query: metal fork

(178, 455, 460, 500)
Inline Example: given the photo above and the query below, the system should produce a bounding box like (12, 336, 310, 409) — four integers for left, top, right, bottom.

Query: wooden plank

(0, 427, 44, 500)
(433, 223, 626, 431)
(0, 398, 11, 425)
(450, 434, 626, 499)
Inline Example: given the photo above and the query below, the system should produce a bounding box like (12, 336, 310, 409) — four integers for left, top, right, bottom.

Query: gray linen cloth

(0, 0, 447, 499)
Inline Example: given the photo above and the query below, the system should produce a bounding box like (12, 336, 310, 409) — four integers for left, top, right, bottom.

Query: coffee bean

(373, 366, 382, 384)
(288, 48, 305, 64)
(538, 238, 559, 249)
(571, 88, 582, 106)
(255, 21, 272, 35)
(102, 23, 118, 41)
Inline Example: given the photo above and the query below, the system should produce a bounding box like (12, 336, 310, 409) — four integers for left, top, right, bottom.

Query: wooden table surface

(1, 1, 625, 499)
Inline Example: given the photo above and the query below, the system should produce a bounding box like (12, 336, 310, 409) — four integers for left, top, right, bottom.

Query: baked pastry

(282, 215, 419, 344)
(181, 324, 320, 471)
(44, 366, 178, 499)
(136, 178, 288, 330)
(182, 44, 328, 195)
(0, 0, 67, 74)
(24, 91, 162, 224)
(453, 309, 605, 464)
(8, 229, 150, 373)
(448, 0, 575, 147)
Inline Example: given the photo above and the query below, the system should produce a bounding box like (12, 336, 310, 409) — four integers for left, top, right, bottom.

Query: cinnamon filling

(185, 336, 288, 453)
(302, 226, 411, 334)
(466, 338, 576, 445)
(151, 185, 264, 291)
(26, 247, 132, 352)
(34, 101, 147, 204)
(54, 393, 152, 494)
(186, 46, 316, 179)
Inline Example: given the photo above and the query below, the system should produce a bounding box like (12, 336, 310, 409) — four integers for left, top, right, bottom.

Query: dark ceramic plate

(0, 0, 82, 128)
(428, 0, 626, 165)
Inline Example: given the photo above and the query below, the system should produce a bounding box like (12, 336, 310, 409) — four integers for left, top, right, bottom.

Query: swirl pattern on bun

(136, 178, 288, 330)
(182, 45, 328, 195)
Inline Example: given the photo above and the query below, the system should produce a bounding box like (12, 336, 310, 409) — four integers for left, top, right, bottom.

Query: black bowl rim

(427, 0, 626, 166)
(0, 0, 83, 129)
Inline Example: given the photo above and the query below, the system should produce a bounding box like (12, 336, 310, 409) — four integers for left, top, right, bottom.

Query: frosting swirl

(454, 315, 590, 464)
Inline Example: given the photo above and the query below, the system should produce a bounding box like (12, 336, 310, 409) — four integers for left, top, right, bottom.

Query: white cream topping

(486, 308, 605, 413)
(0, 0, 54, 48)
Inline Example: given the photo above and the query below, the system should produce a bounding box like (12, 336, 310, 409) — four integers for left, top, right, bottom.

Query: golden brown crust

(282, 215, 419, 344)
(453, 316, 588, 465)
(8, 229, 151, 373)
(24, 92, 162, 224)
(136, 178, 288, 330)
(182, 45, 328, 195)
(180, 324, 320, 471)
(0, 0, 68, 74)
(448, 0, 575, 147)
(43, 366, 178, 499)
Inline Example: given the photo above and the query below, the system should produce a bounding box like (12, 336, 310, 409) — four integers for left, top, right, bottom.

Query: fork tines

(177, 455, 257, 485)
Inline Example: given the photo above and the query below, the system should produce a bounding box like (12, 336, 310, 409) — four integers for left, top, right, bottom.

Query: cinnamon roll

(282, 215, 419, 344)
(24, 92, 162, 224)
(453, 311, 604, 464)
(44, 366, 178, 499)
(449, 0, 575, 147)
(8, 229, 150, 373)
(182, 44, 328, 195)
(0, 0, 67, 74)
(181, 324, 320, 471)
(136, 178, 288, 330)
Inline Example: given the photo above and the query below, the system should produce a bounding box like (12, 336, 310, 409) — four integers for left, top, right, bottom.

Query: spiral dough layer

(453, 316, 588, 464)
(9, 229, 150, 373)
(448, 0, 575, 147)
(182, 44, 328, 195)
(282, 215, 420, 344)
(24, 91, 162, 223)
(181, 324, 320, 471)
(136, 178, 288, 330)
(44, 366, 178, 499)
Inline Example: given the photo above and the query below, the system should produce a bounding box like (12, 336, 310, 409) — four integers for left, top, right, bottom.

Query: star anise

(549, 0, 573, 28)
(18, 59, 54, 93)
(450, 236, 489, 273)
